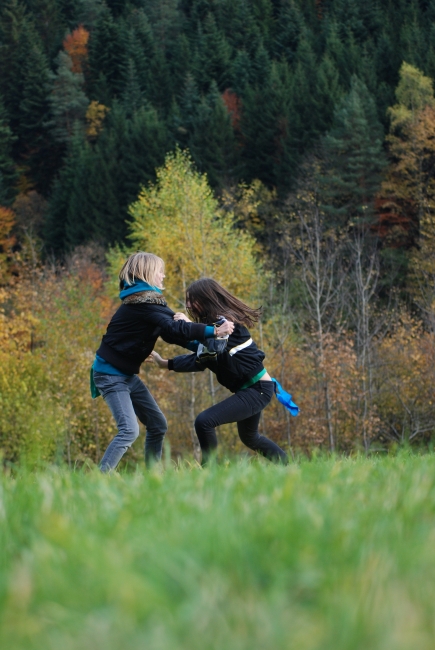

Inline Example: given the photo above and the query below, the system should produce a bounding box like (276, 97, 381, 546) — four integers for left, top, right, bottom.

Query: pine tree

(47, 50, 89, 143)
(167, 33, 192, 99)
(73, 0, 106, 29)
(172, 73, 201, 148)
(188, 82, 238, 188)
(44, 126, 90, 254)
(126, 9, 156, 99)
(60, 103, 168, 248)
(0, 97, 17, 206)
(66, 137, 119, 247)
(250, 43, 272, 87)
(240, 62, 296, 188)
(18, 30, 53, 193)
(0, 1, 33, 128)
(121, 59, 144, 115)
(193, 13, 232, 93)
(273, 0, 306, 63)
(251, 0, 274, 51)
(57, 0, 83, 27)
(87, 9, 129, 100)
(104, 0, 128, 17)
(291, 38, 341, 152)
(319, 76, 387, 229)
(146, 49, 174, 114)
(23, 0, 66, 58)
(215, 0, 260, 53)
(117, 104, 168, 216)
(230, 50, 251, 95)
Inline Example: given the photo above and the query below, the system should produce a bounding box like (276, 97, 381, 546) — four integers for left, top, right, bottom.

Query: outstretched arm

(155, 311, 234, 342)
(146, 351, 206, 373)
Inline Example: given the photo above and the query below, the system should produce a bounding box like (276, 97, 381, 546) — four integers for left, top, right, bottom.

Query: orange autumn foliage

(0, 206, 16, 252)
(222, 89, 242, 130)
(0, 206, 17, 281)
(63, 25, 89, 74)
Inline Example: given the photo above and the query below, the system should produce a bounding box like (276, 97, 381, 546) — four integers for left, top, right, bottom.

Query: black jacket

(168, 323, 265, 393)
(96, 301, 209, 375)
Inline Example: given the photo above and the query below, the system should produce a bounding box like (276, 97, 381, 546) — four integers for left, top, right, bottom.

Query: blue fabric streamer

(271, 378, 300, 416)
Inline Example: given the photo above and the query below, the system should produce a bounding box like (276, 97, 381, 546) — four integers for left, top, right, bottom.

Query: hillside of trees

(2, 0, 435, 464)
(0, 0, 434, 253)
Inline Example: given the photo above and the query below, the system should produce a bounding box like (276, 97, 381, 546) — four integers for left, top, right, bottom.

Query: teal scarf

(119, 280, 162, 300)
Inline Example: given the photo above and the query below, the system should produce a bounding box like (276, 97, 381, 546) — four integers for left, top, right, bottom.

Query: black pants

(195, 380, 288, 464)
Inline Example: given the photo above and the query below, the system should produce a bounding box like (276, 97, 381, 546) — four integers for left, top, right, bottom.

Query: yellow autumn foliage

(126, 149, 261, 309)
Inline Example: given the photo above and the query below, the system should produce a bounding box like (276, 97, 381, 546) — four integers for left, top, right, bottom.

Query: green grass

(1, 454, 435, 649)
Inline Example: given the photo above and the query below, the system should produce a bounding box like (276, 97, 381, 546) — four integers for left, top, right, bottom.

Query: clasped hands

(145, 314, 234, 369)
(173, 312, 234, 338)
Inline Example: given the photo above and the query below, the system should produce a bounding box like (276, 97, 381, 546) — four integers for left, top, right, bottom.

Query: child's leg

(194, 381, 283, 464)
(237, 413, 288, 464)
(94, 373, 141, 472)
(129, 376, 167, 466)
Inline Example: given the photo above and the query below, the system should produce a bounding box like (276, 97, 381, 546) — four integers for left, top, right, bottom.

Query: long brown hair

(186, 278, 261, 326)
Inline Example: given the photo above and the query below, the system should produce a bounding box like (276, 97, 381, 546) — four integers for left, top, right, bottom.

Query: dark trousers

(195, 380, 288, 464)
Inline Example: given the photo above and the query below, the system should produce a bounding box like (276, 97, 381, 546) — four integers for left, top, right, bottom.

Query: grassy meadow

(1, 454, 435, 650)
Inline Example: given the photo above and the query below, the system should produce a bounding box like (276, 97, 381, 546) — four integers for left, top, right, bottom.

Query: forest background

(2, 0, 435, 467)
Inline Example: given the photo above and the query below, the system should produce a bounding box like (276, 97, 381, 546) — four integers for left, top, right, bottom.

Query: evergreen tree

(147, 49, 174, 114)
(231, 50, 251, 95)
(0, 1, 33, 128)
(104, 0, 128, 17)
(188, 82, 238, 188)
(319, 76, 386, 229)
(22, 0, 66, 58)
(57, 0, 82, 28)
(44, 126, 90, 254)
(59, 103, 168, 248)
(74, 0, 106, 29)
(193, 13, 232, 93)
(66, 136, 119, 247)
(172, 73, 201, 147)
(251, 0, 274, 51)
(87, 10, 129, 100)
(250, 43, 272, 87)
(121, 58, 144, 114)
(322, 20, 360, 88)
(240, 62, 296, 188)
(18, 32, 53, 194)
(291, 38, 340, 152)
(273, 1, 305, 63)
(116, 103, 168, 221)
(216, 0, 260, 53)
(166, 33, 192, 98)
(126, 9, 156, 99)
(0, 97, 17, 206)
(47, 50, 90, 143)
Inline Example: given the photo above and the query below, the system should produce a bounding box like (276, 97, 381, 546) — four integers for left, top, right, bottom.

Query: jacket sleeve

(168, 354, 207, 373)
(148, 308, 209, 342)
(159, 330, 196, 350)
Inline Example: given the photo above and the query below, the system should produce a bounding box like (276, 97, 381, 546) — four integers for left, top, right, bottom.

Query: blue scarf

(119, 280, 162, 300)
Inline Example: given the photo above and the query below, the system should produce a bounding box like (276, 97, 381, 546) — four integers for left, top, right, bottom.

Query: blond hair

(119, 252, 164, 288)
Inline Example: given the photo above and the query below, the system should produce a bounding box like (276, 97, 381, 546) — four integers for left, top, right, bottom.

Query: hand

(216, 320, 234, 337)
(145, 351, 168, 368)
(174, 312, 191, 322)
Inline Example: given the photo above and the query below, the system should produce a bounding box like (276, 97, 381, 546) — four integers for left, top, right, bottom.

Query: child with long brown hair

(150, 277, 289, 464)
